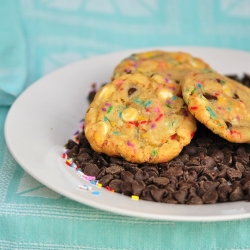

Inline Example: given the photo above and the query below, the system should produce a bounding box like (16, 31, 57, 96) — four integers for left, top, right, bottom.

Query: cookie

(84, 73, 197, 163)
(181, 71, 250, 143)
(113, 50, 212, 82)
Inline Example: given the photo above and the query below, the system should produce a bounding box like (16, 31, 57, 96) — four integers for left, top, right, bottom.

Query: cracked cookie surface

(113, 50, 212, 82)
(84, 73, 197, 163)
(181, 71, 250, 143)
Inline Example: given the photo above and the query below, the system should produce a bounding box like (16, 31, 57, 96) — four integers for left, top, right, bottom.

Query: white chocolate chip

(122, 107, 138, 121)
(92, 121, 109, 141)
(158, 89, 173, 100)
(97, 84, 116, 101)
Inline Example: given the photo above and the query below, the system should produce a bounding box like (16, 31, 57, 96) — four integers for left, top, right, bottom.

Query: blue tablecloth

(1, 1, 250, 249)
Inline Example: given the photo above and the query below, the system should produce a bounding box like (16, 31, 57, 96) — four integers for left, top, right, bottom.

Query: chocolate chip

(121, 171, 134, 181)
(209, 149, 224, 163)
(131, 180, 144, 196)
(98, 174, 114, 186)
(196, 137, 212, 148)
(186, 187, 204, 205)
(151, 188, 168, 202)
(203, 93, 218, 100)
(128, 87, 137, 96)
(109, 179, 122, 192)
(217, 182, 232, 202)
(225, 121, 232, 129)
(83, 163, 100, 176)
(200, 156, 216, 170)
(202, 189, 218, 204)
(230, 182, 244, 201)
(65, 139, 78, 150)
(227, 169, 242, 182)
(173, 189, 188, 204)
(121, 181, 133, 196)
(233, 93, 239, 99)
(106, 165, 123, 175)
(67, 145, 79, 158)
(152, 177, 170, 187)
(134, 170, 149, 181)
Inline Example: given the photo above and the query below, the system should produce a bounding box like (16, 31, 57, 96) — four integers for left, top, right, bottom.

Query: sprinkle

(104, 116, 109, 122)
(90, 180, 98, 185)
(74, 130, 79, 135)
(119, 112, 122, 118)
(61, 153, 67, 159)
(127, 140, 135, 147)
(145, 100, 152, 107)
(105, 186, 114, 192)
(92, 191, 100, 196)
(171, 134, 177, 140)
(113, 131, 120, 135)
(131, 195, 139, 200)
(102, 107, 107, 111)
(71, 162, 78, 169)
(155, 114, 163, 122)
(77, 171, 96, 181)
(105, 102, 111, 106)
(190, 132, 195, 138)
(198, 83, 202, 88)
(172, 95, 177, 100)
(190, 106, 198, 110)
(152, 149, 157, 156)
(78, 184, 92, 190)
(66, 159, 72, 166)
(206, 106, 216, 118)
(97, 183, 103, 188)
(154, 107, 160, 113)
(151, 123, 156, 129)
(107, 106, 113, 114)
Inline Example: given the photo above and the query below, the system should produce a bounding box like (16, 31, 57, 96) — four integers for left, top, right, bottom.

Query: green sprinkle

(104, 116, 109, 122)
(152, 149, 157, 157)
(107, 106, 113, 114)
(206, 106, 216, 118)
(113, 131, 120, 135)
(221, 80, 226, 85)
(119, 112, 122, 118)
(166, 104, 171, 108)
(172, 95, 177, 100)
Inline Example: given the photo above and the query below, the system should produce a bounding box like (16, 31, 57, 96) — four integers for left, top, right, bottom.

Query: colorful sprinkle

(206, 106, 216, 118)
(107, 106, 113, 114)
(190, 106, 198, 110)
(152, 149, 157, 156)
(97, 183, 103, 188)
(92, 191, 100, 196)
(127, 140, 135, 147)
(78, 184, 92, 190)
(131, 195, 139, 200)
(155, 114, 163, 122)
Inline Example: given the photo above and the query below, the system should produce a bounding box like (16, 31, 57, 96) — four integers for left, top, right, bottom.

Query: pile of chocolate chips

(65, 73, 250, 205)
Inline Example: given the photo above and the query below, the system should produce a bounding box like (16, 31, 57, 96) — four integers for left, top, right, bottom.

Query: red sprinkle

(190, 132, 195, 138)
(129, 121, 139, 127)
(190, 106, 198, 110)
(155, 114, 163, 122)
(171, 134, 177, 140)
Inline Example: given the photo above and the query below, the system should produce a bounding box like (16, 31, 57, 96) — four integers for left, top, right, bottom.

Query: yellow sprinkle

(97, 183, 102, 188)
(131, 195, 139, 200)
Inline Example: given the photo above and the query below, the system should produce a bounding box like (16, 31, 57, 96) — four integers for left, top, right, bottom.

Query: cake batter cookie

(84, 73, 197, 163)
(113, 50, 212, 82)
(181, 71, 250, 143)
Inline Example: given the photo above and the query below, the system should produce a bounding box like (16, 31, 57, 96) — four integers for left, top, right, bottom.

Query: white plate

(5, 47, 250, 222)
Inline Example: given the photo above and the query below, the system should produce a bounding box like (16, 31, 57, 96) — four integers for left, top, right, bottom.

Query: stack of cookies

(84, 50, 250, 164)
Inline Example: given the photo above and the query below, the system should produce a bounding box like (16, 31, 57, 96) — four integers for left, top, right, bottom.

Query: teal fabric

(1, 0, 250, 249)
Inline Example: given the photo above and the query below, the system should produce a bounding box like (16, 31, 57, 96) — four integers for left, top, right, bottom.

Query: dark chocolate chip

(151, 188, 169, 202)
(121, 171, 134, 181)
(106, 165, 123, 175)
(203, 93, 218, 100)
(173, 189, 188, 204)
(227, 169, 242, 182)
(128, 87, 137, 96)
(131, 180, 144, 196)
(65, 139, 78, 150)
(233, 93, 239, 99)
(83, 163, 100, 177)
(202, 189, 218, 204)
(109, 179, 122, 193)
(121, 181, 133, 196)
(98, 174, 114, 186)
(217, 182, 232, 202)
(152, 177, 170, 188)
(225, 121, 232, 129)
